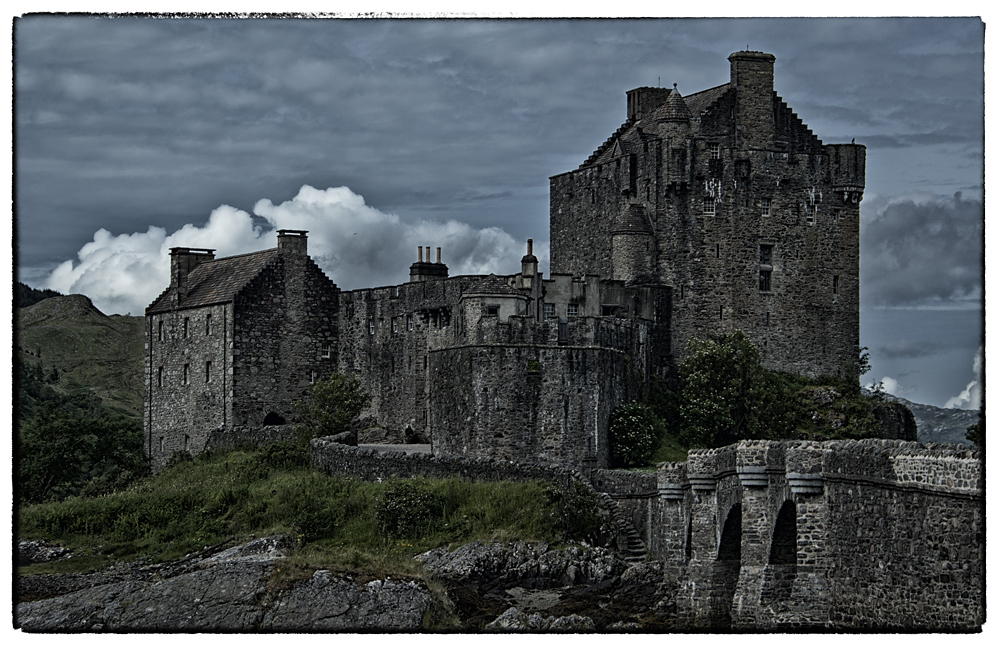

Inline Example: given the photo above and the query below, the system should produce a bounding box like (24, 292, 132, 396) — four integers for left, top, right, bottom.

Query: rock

(18, 539, 72, 566)
(485, 606, 595, 632)
(873, 401, 919, 441)
(16, 537, 431, 632)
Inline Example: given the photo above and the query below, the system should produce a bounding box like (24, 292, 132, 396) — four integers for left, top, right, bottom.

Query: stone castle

(145, 50, 866, 471)
(142, 50, 983, 631)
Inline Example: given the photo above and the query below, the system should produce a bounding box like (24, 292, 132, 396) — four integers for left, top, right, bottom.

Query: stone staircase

(597, 492, 647, 562)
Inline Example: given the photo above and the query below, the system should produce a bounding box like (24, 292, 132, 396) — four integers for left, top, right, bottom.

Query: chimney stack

(277, 229, 308, 255)
(169, 247, 215, 306)
(728, 51, 776, 150)
(409, 243, 449, 282)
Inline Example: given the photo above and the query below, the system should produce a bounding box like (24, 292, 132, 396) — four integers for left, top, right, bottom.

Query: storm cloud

(860, 192, 983, 307)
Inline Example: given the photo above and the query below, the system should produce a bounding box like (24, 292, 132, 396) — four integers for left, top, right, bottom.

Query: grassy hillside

(17, 294, 145, 417)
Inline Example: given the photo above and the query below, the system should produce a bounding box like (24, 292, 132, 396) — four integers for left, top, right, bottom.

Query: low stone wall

(310, 437, 582, 489)
(206, 425, 300, 451)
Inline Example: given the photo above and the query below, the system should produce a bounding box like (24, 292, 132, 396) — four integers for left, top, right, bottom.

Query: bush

(608, 402, 664, 468)
(374, 480, 445, 539)
(542, 480, 604, 543)
(293, 374, 371, 441)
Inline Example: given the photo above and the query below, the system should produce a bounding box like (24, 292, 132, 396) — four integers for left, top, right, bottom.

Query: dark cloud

(876, 341, 940, 360)
(860, 192, 983, 306)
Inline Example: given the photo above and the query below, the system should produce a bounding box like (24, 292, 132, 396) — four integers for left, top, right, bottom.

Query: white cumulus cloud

(943, 345, 983, 410)
(43, 185, 540, 316)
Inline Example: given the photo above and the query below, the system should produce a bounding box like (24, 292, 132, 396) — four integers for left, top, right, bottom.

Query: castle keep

(145, 51, 862, 469)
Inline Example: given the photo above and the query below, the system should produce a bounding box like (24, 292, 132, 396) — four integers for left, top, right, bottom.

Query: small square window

(486, 305, 500, 316)
(568, 303, 579, 317)
(703, 198, 716, 216)
(392, 318, 398, 333)
(709, 143, 720, 160)
(321, 343, 332, 359)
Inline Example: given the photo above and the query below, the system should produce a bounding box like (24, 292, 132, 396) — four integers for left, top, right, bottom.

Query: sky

(11, 12, 987, 411)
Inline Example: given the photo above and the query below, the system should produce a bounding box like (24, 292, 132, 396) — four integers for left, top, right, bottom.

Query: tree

(608, 401, 664, 468)
(18, 413, 148, 503)
(678, 331, 783, 448)
(294, 373, 371, 441)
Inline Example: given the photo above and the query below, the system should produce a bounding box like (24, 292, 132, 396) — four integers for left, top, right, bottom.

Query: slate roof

(463, 274, 523, 297)
(678, 83, 730, 118)
(146, 248, 280, 314)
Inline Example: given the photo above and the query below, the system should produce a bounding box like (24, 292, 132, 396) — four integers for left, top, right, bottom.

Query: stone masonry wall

(145, 302, 231, 470)
(231, 254, 339, 428)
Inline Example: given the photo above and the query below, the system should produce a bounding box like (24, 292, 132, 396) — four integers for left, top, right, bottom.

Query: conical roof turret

(657, 84, 692, 122)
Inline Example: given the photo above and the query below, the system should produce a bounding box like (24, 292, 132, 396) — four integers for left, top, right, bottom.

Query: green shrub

(542, 480, 604, 543)
(374, 480, 446, 539)
(608, 402, 664, 468)
(293, 374, 371, 441)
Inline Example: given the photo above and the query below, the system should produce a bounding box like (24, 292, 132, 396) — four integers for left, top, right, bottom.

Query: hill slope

(884, 394, 978, 445)
(17, 295, 145, 417)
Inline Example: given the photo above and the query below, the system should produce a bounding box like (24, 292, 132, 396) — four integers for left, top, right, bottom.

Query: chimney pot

(436, 247, 441, 264)
(418, 246, 423, 262)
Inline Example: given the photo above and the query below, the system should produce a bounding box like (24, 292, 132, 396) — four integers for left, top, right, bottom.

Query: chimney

(277, 229, 308, 255)
(410, 244, 449, 282)
(728, 51, 776, 150)
(521, 238, 538, 278)
(169, 247, 215, 305)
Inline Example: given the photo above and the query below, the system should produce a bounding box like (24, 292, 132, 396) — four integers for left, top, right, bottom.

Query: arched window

(263, 411, 285, 426)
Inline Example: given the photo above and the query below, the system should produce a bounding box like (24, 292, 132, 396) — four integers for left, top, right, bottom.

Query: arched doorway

(263, 411, 285, 426)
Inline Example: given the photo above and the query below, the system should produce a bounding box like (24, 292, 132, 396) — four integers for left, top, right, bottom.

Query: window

(486, 305, 500, 316)
(321, 343, 332, 359)
(369, 319, 375, 335)
(543, 302, 555, 321)
(715, 243, 720, 258)
(158, 320, 164, 342)
(205, 361, 212, 383)
(310, 371, 317, 385)
(759, 245, 774, 292)
(833, 275, 840, 295)
(158, 436, 164, 453)
(709, 143, 720, 160)
(406, 314, 413, 331)
(568, 303, 579, 317)
(157, 366, 163, 387)
(183, 317, 189, 338)
(392, 317, 398, 333)
(703, 198, 716, 216)
(806, 204, 817, 225)
(761, 198, 771, 217)
(182, 363, 189, 385)
(719, 305, 724, 320)
(205, 313, 212, 335)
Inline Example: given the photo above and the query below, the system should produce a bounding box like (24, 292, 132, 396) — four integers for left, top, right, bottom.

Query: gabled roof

(678, 82, 730, 118)
(146, 248, 280, 314)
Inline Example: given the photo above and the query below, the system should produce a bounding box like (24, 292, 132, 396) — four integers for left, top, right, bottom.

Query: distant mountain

(883, 394, 977, 446)
(16, 294, 145, 417)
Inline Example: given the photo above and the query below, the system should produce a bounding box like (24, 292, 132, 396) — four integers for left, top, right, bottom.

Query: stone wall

(632, 439, 984, 630)
(231, 253, 340, 428)
(145, 302, 231, 469)
(310, 437, 580, 490)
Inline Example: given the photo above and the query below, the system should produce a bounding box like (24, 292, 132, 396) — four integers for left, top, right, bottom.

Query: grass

(17, 444, 577, 576)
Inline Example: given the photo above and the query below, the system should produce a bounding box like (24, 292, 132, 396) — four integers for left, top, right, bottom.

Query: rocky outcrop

(16, 537, 430, 632)
(416, 541, 675, 631)
(873, 400, 919, 441)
